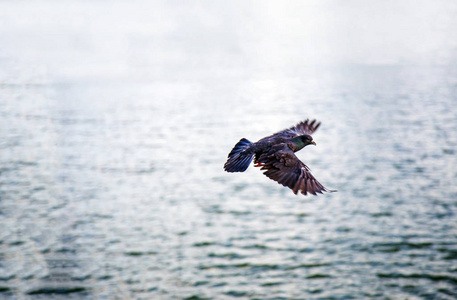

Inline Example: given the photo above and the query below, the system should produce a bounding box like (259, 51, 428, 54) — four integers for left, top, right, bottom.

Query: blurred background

(1, 1, 457, 299)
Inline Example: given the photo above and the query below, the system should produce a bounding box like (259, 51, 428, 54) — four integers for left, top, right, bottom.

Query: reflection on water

(1, 1, 457, 299)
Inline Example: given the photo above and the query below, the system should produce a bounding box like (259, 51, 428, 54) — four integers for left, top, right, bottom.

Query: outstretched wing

(267, 119, 321, 140)
(258, 147, 329, 195)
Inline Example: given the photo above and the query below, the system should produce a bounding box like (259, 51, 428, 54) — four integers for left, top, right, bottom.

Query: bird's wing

(258, 147, 328, 195)
(267, 119, 321, 140)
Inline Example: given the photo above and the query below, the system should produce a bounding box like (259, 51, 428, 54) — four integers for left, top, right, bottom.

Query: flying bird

(224, 119, 334, 196)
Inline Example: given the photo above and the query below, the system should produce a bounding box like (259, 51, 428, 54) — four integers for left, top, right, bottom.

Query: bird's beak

(311, 141, 316, 146)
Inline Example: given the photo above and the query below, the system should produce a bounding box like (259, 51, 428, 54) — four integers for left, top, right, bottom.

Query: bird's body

(224, 119, 333, 196)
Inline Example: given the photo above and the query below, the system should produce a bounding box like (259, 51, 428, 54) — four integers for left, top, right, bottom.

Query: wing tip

(291, 118, 321, 135)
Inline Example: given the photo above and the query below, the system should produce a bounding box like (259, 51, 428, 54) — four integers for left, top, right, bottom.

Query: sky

(1, 0, 456, 83)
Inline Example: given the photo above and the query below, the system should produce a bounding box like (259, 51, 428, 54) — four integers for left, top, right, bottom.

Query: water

(1, 1, 457, 299)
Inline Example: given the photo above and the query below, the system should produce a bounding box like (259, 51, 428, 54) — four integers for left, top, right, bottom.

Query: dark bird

(224, 119, 334, 196)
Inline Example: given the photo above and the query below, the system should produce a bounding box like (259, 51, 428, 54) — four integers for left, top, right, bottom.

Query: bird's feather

(224, 138, 254, 172)
(266, 119, 321, 140)
(258, 147, 329, 195)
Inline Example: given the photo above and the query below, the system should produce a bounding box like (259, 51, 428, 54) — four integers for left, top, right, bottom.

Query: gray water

(1, 1, 457, 299)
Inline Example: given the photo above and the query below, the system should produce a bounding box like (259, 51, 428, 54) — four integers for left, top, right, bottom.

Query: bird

(224, 119, 334, 196)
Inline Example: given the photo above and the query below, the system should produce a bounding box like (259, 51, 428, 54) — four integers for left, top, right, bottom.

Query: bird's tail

(224, 138, 254, 172)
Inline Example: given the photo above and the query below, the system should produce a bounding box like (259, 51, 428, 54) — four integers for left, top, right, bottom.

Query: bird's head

(300, 134, 316, 146)
(291, 134, 316, 151)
